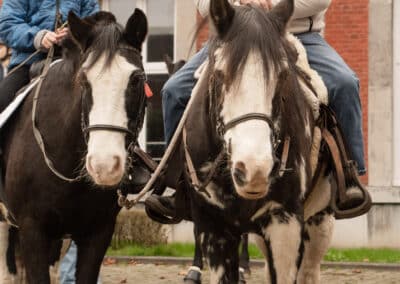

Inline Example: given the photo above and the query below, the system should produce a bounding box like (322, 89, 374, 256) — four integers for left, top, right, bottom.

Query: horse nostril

(87, 156, 94, 173)
(111, 156, 121, 173)
(233, 164, 247, 187)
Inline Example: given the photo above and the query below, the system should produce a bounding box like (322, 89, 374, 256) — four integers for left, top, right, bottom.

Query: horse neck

(35, 61, 86, 167)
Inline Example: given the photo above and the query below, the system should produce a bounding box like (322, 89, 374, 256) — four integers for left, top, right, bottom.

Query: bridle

(182, 66, 292, 196)
(32, 44, 147, 183)
(80, 65, 147, 151)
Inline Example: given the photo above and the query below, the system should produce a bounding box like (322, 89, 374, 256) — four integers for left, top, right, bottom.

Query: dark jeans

(296, 32, 366, 175)
(162, 34, 366, 175)
(0, 66, 30, 113)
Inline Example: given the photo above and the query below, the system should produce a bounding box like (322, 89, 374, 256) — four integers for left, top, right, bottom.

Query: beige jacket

(194, 0, 331, 34)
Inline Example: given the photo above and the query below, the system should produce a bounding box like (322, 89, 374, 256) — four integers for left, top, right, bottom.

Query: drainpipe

(393, 0, 400, 185)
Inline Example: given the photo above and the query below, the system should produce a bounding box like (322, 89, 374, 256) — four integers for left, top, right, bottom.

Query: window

(103, 0, 176, 160)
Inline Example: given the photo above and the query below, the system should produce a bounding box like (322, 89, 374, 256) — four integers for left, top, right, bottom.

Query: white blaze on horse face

(84, 53, 138, 186)
(221, 51, 277, 200)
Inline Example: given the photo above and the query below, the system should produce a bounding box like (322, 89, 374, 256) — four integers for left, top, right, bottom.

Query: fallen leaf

(103, 257, 117, 265)
(178, 271, 187, 276)
(119, 279, 127, 284)
(128, 259, 138, 265)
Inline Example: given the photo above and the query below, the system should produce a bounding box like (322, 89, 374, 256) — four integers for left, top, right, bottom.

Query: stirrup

(319, 105, 372, 219)
(329, 170, 372, 219)
(144, 195, 183, 224)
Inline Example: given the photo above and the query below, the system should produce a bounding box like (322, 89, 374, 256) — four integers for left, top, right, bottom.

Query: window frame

(101, 0, 176, 150)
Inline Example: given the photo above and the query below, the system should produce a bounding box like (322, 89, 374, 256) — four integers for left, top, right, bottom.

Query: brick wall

(325, 0, 369, 183)
(197, 2, 369, 183)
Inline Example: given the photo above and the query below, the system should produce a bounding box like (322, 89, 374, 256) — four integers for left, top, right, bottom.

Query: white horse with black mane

(151, 0, 371, 283)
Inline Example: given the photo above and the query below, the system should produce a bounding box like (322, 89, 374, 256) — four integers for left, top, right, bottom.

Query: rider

(146, 0, 366, 219)
(0, 0, 99, 113)
(0, 1, 99, 283)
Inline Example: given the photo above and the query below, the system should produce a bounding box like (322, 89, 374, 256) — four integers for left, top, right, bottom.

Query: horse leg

(184, 225, 203, 284)
(18, 219, 51, 284)
(75, 224, 115, 284)
(297, 211, 334, 284)
(0, 222, 16, 283)
(201, 230, 241, 284)
(239, 233, 250, 275)
(262, 212, 303, 284)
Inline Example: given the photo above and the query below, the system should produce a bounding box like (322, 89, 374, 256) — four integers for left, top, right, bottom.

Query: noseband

(223, 112, 290, 178)
(80, 48, 146, 149)
(83, 125, 135, 138)
(224, 113, 275, 134)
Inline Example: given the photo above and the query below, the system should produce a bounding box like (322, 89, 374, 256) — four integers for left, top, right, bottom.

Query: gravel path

(100, 262, 400, 283)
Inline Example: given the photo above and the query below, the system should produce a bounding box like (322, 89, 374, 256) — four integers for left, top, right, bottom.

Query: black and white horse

(163, 0, 343, 283)
(0, 10, 149, 283)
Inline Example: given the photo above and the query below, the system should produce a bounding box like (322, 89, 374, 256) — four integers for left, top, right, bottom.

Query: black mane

(208, 5, 298, 86)
(207, 4, 311, 166)
(61, 11, 142, 73)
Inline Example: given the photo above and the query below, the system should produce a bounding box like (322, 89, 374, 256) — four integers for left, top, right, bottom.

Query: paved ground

(100, 262, 400, 283)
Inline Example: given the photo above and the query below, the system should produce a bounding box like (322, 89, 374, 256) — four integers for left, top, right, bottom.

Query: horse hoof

(183, 268, 202, 284)
(239, 269, 247, 284)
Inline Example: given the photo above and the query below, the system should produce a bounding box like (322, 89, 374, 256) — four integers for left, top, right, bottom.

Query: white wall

(393, 0, 400, 186)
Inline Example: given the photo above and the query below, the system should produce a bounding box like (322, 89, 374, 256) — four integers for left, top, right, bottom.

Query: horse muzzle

(86, 154, 125, 186)
(232, 161, 270, 200)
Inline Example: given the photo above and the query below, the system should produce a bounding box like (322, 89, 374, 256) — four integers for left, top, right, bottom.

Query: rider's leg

(145, 46, 209, 221)
(296, 32, 366, 175)
(162, 45, 209, 144)
(0, 66, 30, 113)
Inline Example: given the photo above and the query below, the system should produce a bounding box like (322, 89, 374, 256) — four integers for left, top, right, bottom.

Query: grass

(107, 243, 400, 263)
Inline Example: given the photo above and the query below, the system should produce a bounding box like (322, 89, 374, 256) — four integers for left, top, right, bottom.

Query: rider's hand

(240, 0, 273, 10)
(41, 28, 69, 49)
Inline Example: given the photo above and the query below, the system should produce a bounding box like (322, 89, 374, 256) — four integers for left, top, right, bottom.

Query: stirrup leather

(319, 105, 372, 219)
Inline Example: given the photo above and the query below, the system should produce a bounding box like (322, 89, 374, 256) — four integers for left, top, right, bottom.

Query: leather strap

(278, 136, 291, 177)
(321, 128, 347, 202)
(32, 47, 82, 183)
(133, 146, 158, 171)
(224, 113, 274, 133)
(183, 127, 201, 189)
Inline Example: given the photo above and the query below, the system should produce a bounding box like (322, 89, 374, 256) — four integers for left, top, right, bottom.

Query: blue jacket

(0, 0, 99, 69)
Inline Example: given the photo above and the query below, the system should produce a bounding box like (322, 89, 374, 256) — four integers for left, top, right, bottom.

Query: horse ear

(210, 0, 235, 38)
(68, 11, 93, 51)
(124, 9, 148, 51)
(269, 0, 294, 32)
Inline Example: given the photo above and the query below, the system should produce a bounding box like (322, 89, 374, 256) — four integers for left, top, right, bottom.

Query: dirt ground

(100, 262, 400, 284)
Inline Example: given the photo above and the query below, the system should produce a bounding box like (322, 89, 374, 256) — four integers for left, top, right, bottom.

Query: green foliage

(324, 248, 400, 263)
(107, 243, 196, 257)
(107, 242, 400, 263)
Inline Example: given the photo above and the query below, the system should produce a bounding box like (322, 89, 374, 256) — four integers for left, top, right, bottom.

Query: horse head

(208, 0, 301, 199)
(67, 9, 148, 186)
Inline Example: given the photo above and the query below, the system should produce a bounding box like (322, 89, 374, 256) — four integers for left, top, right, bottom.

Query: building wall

(325, 0, 369, 184)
